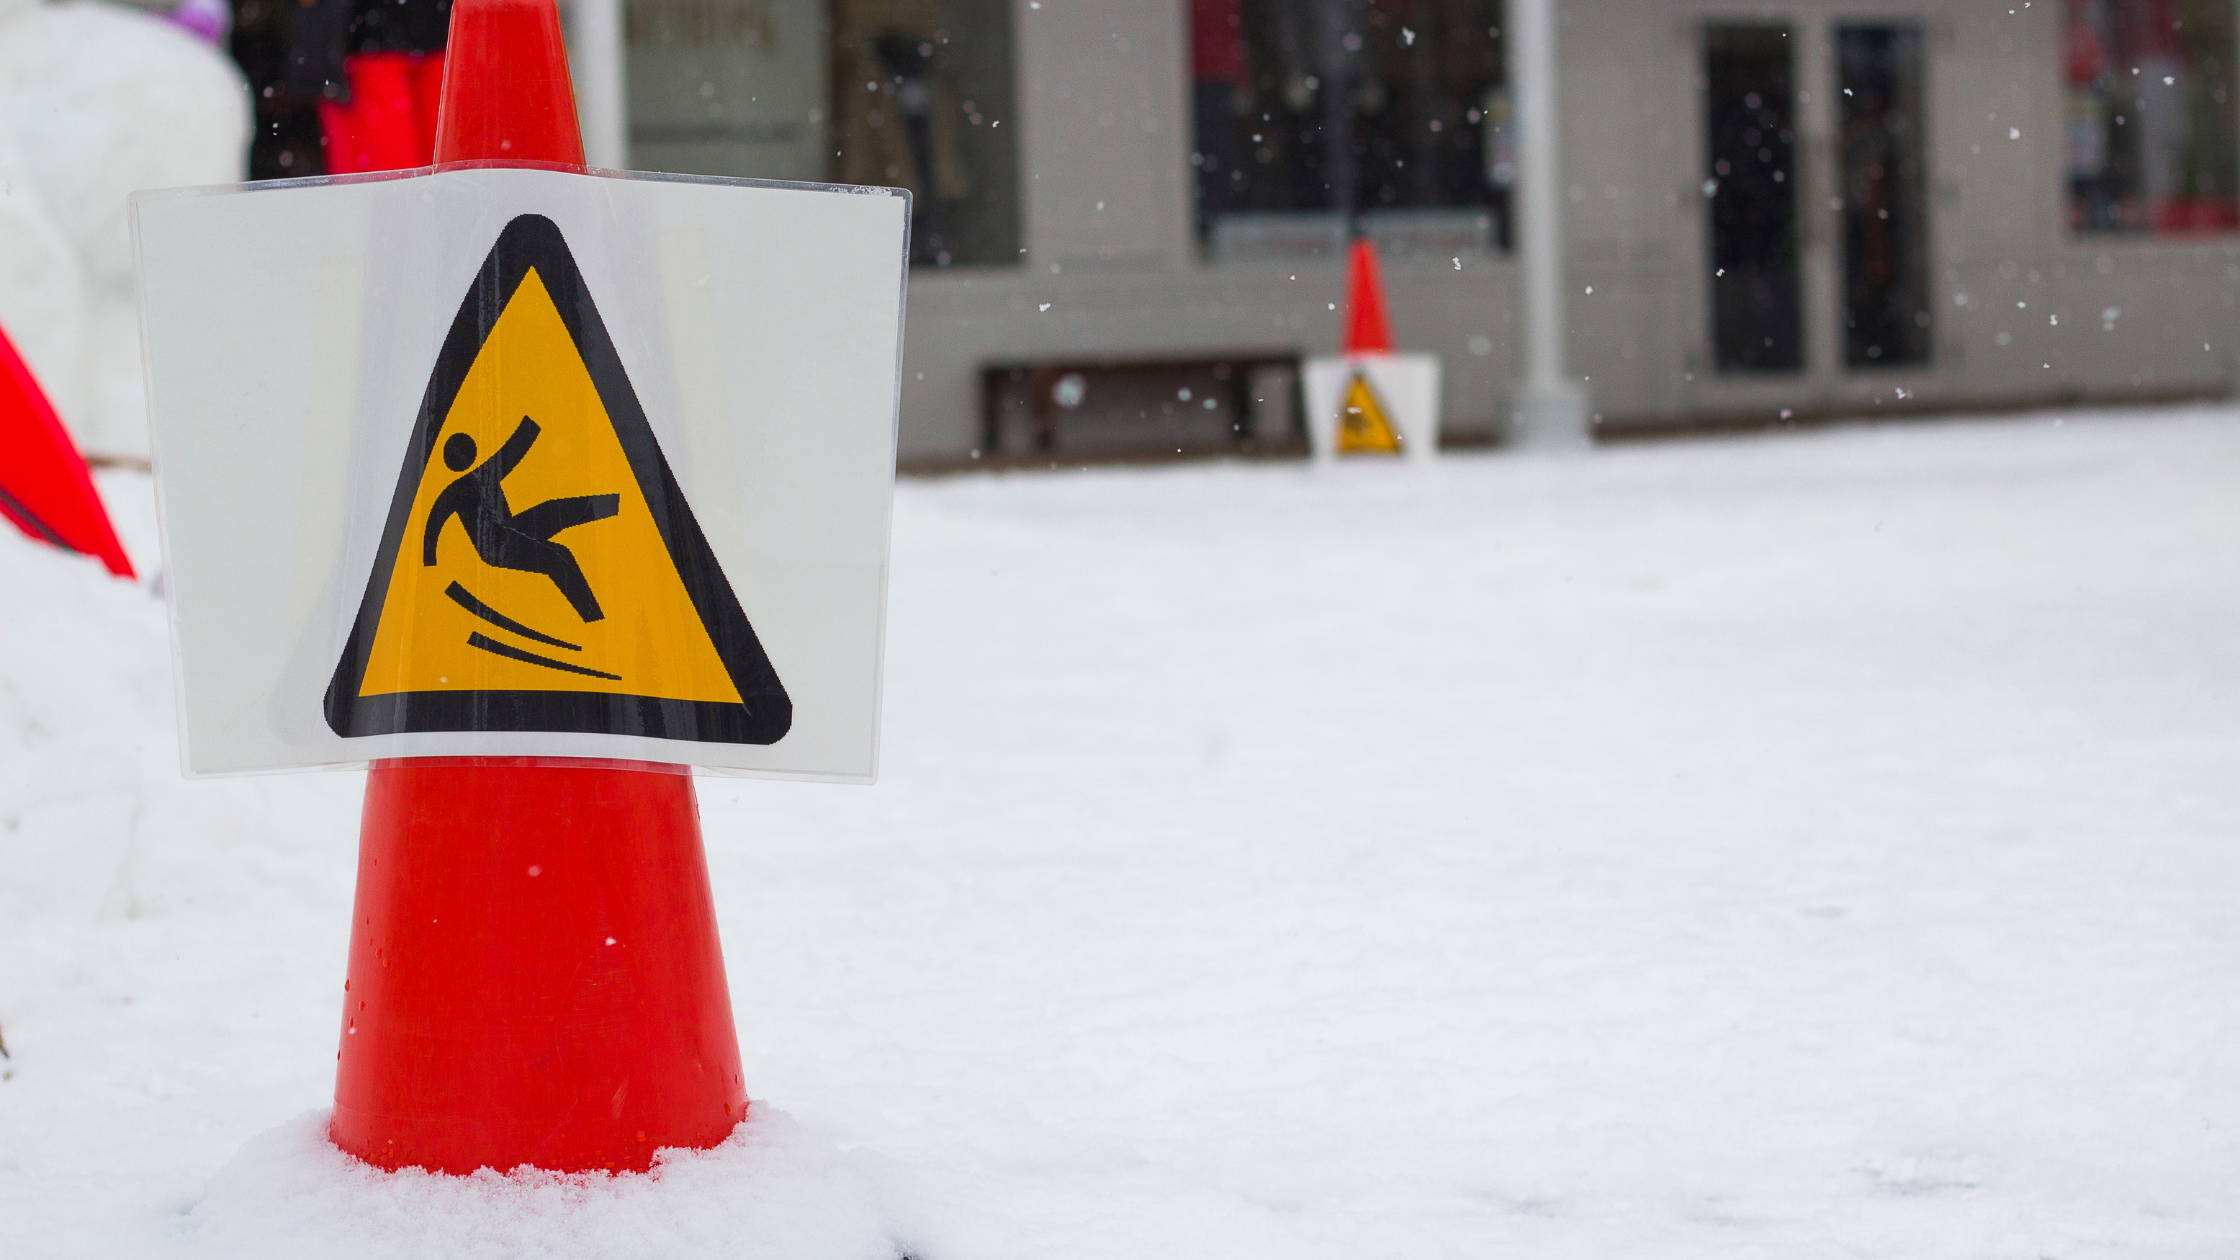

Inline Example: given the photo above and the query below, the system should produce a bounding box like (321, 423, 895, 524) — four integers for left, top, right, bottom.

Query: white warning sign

(135, 167, 908, 778)
(1303, 353, 1443, 464)
(327, 214, 790, 747)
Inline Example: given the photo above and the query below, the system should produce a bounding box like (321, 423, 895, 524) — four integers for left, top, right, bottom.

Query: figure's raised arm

(493, 417, 542, 475)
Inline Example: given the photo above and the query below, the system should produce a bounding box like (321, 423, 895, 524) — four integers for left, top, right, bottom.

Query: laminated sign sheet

(135, 166, 909, 778)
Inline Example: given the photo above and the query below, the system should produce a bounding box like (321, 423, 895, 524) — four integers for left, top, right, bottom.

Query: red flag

(0, 321, 133, 578)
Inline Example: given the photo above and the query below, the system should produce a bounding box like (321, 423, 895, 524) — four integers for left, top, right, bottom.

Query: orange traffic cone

(430, 0, 583, 166)
(1340, 237, 1395, 355)
(328, 0, 747, 1174)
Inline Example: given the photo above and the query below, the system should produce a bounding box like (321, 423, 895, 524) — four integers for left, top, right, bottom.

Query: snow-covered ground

(3, 408, 2237, 1258)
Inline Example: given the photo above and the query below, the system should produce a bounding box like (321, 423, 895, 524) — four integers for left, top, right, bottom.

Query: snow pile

(0, 0, 249, 457)
(0, 176, 90, 427)
(178, 1111, 896, 1260)
(4, 410, 2239, 1258)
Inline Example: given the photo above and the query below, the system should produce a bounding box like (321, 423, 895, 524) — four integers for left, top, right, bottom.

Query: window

(1838, 24, 1930, 368)
(828, 0, 1020, 267)
(1705, 24, 1801, 372)
(625, 0, 1020, 267)
(1189, 0, 1508, 264)
(2066, 0, 2238, 233)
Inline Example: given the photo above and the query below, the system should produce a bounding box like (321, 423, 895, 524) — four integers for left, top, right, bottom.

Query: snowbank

(0, 179, 89, 426)
(176, 1110, 897, 1259)
(0, 0, 249, 458)
(4, 410, 2238, 1257)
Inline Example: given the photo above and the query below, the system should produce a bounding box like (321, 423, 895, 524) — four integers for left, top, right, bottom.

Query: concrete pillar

(1508, 0, 1591, 448)
(570, 0, 627, 170)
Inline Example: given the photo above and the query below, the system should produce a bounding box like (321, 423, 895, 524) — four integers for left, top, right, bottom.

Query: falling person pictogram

(424, 417, 619, 623)
(327, 214, 791, 743)
(1336, 371, 1403, 455)
(422, 416, 626, 680)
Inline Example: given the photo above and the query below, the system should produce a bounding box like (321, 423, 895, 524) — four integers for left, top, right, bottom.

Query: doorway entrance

(1706, 25, 1804, 373)
(1698, 16, 1934, 395)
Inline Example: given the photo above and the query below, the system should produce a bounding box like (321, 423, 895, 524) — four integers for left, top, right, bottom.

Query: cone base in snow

(332, 759, 747, 1175)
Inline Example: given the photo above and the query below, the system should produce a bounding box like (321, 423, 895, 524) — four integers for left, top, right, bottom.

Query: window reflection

(2066, 0, 2237, 234)
(624, 0, 1020, 267)
(1839, 24, 1930, 368)
(829, 0, 1019, 267)
(1190, 0, 1509, 264)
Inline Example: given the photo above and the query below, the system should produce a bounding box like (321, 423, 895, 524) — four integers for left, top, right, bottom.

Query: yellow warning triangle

(1336, 369, 1403, 455)
(326, 214, 790, 745)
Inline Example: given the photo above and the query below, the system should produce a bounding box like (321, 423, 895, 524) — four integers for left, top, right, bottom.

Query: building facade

(235, 0, 2240, 462)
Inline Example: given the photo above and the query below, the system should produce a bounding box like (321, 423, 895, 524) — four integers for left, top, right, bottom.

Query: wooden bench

(980, 352, 1303, 456)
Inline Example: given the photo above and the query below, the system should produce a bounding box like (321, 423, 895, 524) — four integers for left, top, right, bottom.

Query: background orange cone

(1305, 237, 1441, 462)
(328, 0, 748, 1174)
(1340, 238, 1395, 355)
(431, 0, 583, 166)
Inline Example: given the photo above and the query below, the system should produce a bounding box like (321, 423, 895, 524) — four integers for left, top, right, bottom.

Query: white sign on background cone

(1303, 352, 1441, 464)
(135, 166, 908, 779)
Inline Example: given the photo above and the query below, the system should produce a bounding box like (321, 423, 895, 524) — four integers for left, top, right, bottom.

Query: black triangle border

(324, 213, 792, 746)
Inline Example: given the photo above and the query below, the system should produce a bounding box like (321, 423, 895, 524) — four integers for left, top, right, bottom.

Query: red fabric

(2154, 197, 2240, 232)
(1191, 0, 1249, 85)
(2133, 0, 2184, 60)
(2064, 0, 2104, 85)
(318, 51, 447, 174)
(1342, 238, 1396, 354)
(0, 320, 133, 577)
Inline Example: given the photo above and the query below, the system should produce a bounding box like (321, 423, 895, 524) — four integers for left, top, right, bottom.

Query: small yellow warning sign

(326, 214, 790, 745)
(1335, 370, 1403, 455)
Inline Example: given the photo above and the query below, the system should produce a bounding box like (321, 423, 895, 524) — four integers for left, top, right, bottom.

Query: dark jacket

(285, 0, 451, 100)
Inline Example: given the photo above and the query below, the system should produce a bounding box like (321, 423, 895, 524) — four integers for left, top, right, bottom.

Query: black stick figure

(423, 417, 619, 622)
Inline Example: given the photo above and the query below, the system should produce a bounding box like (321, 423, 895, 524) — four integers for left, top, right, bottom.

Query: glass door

(1705, 23, 1805, 373)
(1834, 23, 1931, 369)
(1694, 15, 1936, 404)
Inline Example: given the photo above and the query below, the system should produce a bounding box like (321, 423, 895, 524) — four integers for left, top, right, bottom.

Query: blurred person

(834, 0, 969, 265)
(286, 0, 450, 173)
